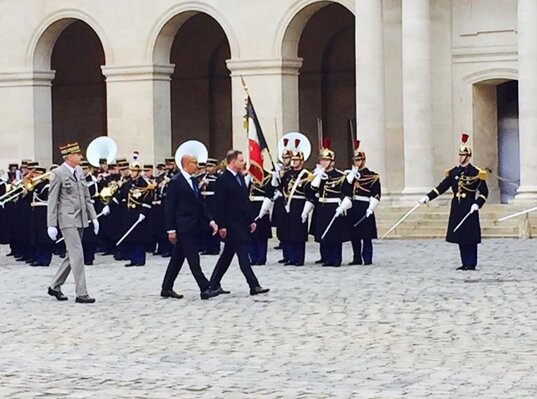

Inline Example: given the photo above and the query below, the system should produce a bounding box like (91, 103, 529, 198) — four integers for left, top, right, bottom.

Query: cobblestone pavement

(1, 239, 537, 398)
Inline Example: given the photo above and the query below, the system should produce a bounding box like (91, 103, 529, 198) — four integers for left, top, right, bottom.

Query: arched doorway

(169, 13, 232, 159)
(50, 20, 107, 164)
(472, 79, 520, 203)
(296, 3, 356, 165)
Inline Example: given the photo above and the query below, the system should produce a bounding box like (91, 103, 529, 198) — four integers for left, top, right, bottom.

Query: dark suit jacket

(214, 169, 254, 243)
(164, 173, 212, 235)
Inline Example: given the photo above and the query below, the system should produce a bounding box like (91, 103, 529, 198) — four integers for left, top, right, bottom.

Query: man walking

(47, 142, 99, 303)
(161, 154, 220, 300)
(208, 150, 269, 296)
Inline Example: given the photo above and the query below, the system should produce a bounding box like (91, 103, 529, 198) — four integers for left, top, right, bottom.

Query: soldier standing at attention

(47, 142, 99, 303)
(347, 141, 381, 266)
(419, 133, 488, 271)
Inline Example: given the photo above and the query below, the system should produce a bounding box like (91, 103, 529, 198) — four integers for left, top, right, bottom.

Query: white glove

(92, 219, 100, 235)
(311, 174, 322, 188)
(273, 190, 282, 201)
(419, 195, 429, 205)
(301, 201, 315, 223)
(271, 171, 279, 187)
(244, 174, 252, 187)
(346, 167, 360, 184)
(47, 227, 58, 241)
(470, 203, 479, 214)
(138, 213, 146, 222)
(257, 197, 273, 220)
(102, 205, 111, 216)
(335, 197, 353, 216)
(366, 197, 380, 217)
(275, 163, 282, 174)
(313, 165, 325, 177)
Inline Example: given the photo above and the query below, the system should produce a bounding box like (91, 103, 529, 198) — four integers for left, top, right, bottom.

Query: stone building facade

(0, 0, 533, 202)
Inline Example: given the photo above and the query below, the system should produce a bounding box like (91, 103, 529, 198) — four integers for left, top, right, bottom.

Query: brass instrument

(0, 172, 50, 206)
(98, 180, 119, 204)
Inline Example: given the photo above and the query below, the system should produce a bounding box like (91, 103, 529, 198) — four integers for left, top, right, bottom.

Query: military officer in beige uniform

(47, 142, 99, 303)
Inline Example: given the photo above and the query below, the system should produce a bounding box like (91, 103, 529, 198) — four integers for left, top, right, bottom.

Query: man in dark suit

(208, 150, 269, 296)
(161, 154, 220, 300)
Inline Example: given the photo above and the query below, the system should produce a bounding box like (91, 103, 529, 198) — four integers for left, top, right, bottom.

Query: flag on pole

(244, 94, 269, 184)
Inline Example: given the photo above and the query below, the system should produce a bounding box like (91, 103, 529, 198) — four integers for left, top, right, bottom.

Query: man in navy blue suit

(208, 150, 269, 296)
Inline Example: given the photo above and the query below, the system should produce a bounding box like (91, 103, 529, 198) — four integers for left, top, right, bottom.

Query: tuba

(87, 136, 118, 168)
(174, 140, 208, 170)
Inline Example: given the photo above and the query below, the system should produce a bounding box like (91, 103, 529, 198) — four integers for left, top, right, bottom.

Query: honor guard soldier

(306, 139, 353, 267)
(3, 163, 20, 256)
(277, 138, 312, 266)
(122, 163, 153, 267)
(199, 158, 221, 255)
(347, 141, 381, 265)
(272, 138, 293, 258)
(110, 159, 131, 261)
(29, 167, 53, 266)
(151, 162, 172, 257)
(81, 161, 99, 265)
(248, 165, 275, 266)
(20, 161, 39, 264)
(419, 133, 488, 270)
(165, 157, 178, 178)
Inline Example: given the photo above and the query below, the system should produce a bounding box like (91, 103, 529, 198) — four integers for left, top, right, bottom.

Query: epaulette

(477, 168, 487, 180)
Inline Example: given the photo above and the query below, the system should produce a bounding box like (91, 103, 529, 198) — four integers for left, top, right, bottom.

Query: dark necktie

(235, 174, 242, 187)
(73, 171, 77, 181)
(191, 177, 199, 198)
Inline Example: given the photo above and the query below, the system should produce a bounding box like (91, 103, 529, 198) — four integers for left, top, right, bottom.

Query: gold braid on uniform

(455, 168, 487, 202)
(353, 174, 379, 194)
(127, 185, 153, 209)
(321, 174, 346, 201)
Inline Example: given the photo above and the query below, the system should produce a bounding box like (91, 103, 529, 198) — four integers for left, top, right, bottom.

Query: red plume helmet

(322, 138, 331, 149)
(294, 138, 301, 149)
(283, 138, 289, 147)
(353, 140, 360, 151)
(461, 133, 469, 144)
(459, 133, 472, 156)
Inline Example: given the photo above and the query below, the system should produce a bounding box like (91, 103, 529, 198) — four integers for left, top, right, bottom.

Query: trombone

(0, 172, 51, 206)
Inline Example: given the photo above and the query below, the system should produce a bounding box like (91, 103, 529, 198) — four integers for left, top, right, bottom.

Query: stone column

(355, 0, 387, 191)
(401, 0, 434, 198)
(0, 70, 55, 166)
(226, 58, 302, 167)
(101, 64, 175, 165)
(516, 0, 537, 201)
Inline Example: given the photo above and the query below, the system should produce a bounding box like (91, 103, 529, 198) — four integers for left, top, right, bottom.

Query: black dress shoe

(293, 262, 304, 266)
(274, 245, 282, 250)
(363, 261, 372, 265)
(456, 265, 468, 270)
(200, 288, 220, 300)
(250, 286, 270, 296)
(348, 260, 363, 266)
(250, 261, 258, 266)
(465, 266, 477, 271)
(161, 289, 184, 299)
(6, 252, 14, 257)
(216, 286, 231, 295)
(278, 259, 288, 264)
(84, 261, 94, 266)
(256, 262, 266, 266)
(48, 287, 68, 301)
(161, 252, 172, 258)
(315, 259, 325, 264)
(284, 260, 294, 266)
(124, 262, 136, 267)
(136, 263, 145, 267)
(75, 295, 95, 304)
(208, 251, 220, 255)
(30, 261, 40, 266)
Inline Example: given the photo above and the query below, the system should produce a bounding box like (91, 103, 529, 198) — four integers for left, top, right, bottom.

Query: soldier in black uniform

(272, 147, 292, 261)
(419, 133, 488, 270)
(29, 167, 53, 266)
(199, 158, 221, 255)
(347, 142, 381, 265)
(122, 163, 153, 267)
(81, 161, 100, 265)
(165, 157, 178, 178)
(3, 163, 19, 256)
(248, 168, 274, 265)
(306, 140, 353, 267)
(96, 162, 118, 255)
(111, 160, 131, 261)
(20, 161, 38, 264)
(151, 162, 172, 257)
(276, 150, 312, 266)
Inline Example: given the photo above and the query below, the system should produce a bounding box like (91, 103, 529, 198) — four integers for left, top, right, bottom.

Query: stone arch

(276, 0, 354, 60)
(463, 68, 518, 85)
(28, 9, 113, 70)
(149, 2, 239, 64)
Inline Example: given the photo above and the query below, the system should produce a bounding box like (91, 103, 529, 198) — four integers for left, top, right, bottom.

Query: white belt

(31, 202, 47, 207)
(250, 196, 266, 202)
(318, 198, 341, 204)
(201, 192, 215, 196)
(288, 195, 306, 200)
(142, 203, 152, 209)
(353, 195, 370, 203)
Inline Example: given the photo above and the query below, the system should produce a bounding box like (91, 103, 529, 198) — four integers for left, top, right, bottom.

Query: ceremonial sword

(379, 203, 421, 240)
